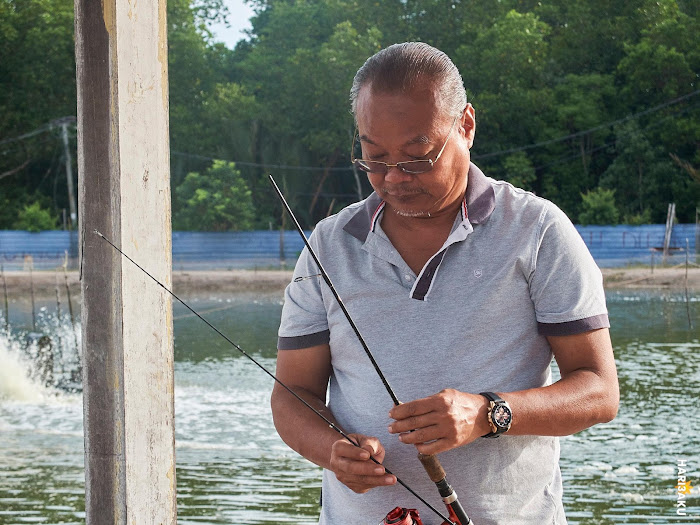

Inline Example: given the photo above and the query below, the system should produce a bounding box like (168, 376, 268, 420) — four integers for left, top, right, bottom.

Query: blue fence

(574, 224, 697, 267)
(171, 230, 310, 270)
(0, 224, 697, 270)
(0, 230, 79, 270)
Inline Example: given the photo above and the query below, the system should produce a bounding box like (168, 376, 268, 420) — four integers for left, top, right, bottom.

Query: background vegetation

(1, 0, 698, 231)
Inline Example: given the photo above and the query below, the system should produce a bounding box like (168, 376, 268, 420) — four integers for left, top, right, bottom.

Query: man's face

(355, 80, 474, 218)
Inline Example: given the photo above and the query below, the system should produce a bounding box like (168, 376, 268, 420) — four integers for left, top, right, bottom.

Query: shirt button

(404, 274, 413, 281)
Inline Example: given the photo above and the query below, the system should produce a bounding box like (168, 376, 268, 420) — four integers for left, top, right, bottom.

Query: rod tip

(93, 229, 103, 238)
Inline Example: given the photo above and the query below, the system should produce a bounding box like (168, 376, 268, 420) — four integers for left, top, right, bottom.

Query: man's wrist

(475, 394, 492, 437)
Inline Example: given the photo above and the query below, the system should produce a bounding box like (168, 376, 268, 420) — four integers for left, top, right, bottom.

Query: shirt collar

(342, 163, 496, 242)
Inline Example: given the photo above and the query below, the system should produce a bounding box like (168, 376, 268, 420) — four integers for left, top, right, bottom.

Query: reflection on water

(0, 290, 698, 524)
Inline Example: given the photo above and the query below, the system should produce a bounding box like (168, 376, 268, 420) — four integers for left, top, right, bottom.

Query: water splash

(0, 330, 48, 402)
(0, 310, 82, 402)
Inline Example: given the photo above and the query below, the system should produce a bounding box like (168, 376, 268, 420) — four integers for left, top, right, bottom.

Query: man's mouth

(380, 187, 426, 198)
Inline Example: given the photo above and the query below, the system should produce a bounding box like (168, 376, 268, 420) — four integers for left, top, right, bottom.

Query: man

(272, 42, 619, 525)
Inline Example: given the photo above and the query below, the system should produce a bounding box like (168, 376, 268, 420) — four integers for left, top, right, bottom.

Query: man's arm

(271, 343, 396, 493)
(388, 328, 619, 454)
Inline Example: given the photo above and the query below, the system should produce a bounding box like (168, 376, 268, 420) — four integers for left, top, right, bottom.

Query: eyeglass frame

(350, 115, 459, 175)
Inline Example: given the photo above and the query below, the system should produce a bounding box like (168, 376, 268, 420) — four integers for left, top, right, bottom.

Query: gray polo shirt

(278, 164, 608, 525)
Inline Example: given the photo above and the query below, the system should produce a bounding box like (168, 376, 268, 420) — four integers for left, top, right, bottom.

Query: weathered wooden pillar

(74, 0, 175, 523)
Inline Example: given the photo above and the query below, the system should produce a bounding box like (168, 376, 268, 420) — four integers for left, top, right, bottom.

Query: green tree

(502, 152, 536, 191)
(599, 121, 693, 222)
(173, 160, 255, 231)
(466, 10, 551, 93)
(0, 0, 76, 229)
(578, 188, 619, 225)
(12, 201, 58, 232)
(168, 0, 235, 157)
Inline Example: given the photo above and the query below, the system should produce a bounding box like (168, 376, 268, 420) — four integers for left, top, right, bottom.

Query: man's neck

(381, 191, 465, 234)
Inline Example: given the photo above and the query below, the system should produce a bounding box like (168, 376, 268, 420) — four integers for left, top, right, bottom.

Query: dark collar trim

(464, 163, 495, 224)
(342, 193, 383, 242)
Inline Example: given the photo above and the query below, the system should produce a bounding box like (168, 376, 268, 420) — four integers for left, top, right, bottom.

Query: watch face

(493, 405, 512, 428)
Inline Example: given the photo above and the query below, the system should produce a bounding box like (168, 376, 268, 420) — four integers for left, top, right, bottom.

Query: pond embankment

(2, 266, 699, 296)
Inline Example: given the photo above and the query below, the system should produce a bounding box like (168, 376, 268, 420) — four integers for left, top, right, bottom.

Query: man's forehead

(357, 81, 439, 112)
(358, 133, 432, 146)
(355, 82, 447, 145)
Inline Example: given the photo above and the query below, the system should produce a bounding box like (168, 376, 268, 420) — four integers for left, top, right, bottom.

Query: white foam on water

(614, 465, 641, 476)
(176, 440, 237, 451)
(0, 332, 48, 402)
(619, 492, 645, 502)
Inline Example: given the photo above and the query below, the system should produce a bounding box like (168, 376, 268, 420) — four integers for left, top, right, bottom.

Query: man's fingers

(387, 412, 440, 434)
(330, 434, 395, 493)
(341, 473, 397, 494)
(389, 397, 433, 420)
(396, 424, 442, 445)
(414, 438, 450, 456)
(332, 452, 383, 476)
(334, 439, 371, 460)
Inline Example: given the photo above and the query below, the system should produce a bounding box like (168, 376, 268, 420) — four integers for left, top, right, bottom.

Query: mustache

(378, 185, 427, 195)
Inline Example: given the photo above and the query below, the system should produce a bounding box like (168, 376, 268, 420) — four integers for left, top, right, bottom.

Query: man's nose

(384, 165, 413, 183)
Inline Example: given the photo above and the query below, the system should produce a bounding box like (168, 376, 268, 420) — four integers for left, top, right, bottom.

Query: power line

(0, 117, 76, 147)
(472, 89, 700, 160)
(0, 123, 54, 146)
(530, 99, 700, 172)
(171, 150, 353, 172)
(4, 89, 698, 171)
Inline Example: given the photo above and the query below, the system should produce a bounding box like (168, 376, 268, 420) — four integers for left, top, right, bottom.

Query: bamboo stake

(1, 263, 9, 332)
(63, 252, 80, 379)
(55, 270, 65, 378)
(685, 239, 693, 330)
(29, 262, 36, 332)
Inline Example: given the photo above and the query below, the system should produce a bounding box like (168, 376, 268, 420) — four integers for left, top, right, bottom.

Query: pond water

(0, 289, 698, 524)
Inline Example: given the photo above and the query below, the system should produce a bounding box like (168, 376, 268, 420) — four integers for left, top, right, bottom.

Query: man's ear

(460, 103, 476, 149)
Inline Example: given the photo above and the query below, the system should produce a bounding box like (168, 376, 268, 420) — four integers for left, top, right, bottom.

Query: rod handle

(418, 453, 446, 483)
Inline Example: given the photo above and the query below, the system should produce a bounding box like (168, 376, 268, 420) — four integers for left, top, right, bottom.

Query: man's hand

(387, 389, 491, 455)
(330, 433, 396, 493)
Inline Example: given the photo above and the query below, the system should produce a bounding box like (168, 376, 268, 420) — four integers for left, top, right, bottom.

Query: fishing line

(93, 229, 454, 525)
(268, 175, 401, 406)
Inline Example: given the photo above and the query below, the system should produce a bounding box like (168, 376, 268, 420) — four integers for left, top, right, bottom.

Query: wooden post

(74, 0, 176, 524)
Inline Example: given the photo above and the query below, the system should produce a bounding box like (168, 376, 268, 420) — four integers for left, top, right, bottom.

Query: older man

(271, 42, 619, 525)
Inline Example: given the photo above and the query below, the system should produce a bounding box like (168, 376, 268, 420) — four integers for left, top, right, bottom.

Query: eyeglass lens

(353, 159, 433, 174)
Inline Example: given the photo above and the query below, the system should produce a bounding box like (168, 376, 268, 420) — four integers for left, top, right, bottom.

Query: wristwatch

(480, 392, 512, 438)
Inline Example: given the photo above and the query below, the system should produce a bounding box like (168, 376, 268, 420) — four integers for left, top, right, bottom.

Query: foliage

(578, 188, 619, 226)
(173, 160, 255, 231)
(502, 152, 536, 192)
(1, 0, 699, 230)
(12, 201, 58, 232)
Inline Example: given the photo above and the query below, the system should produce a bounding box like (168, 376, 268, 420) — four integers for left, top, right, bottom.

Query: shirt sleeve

(277, 231, 330, 350)
(529, 203, 610, 336)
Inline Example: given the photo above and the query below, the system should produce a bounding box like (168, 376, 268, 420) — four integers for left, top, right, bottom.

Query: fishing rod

(93, 229, 454, 525)
(269, 175, 474, 525)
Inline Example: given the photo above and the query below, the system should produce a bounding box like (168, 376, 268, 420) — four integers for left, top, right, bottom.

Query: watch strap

(480, 391, 510, 438)
(480, 391, 504, 404)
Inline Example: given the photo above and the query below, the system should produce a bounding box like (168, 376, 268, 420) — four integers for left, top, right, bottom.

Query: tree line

(1, 0, 698, 232)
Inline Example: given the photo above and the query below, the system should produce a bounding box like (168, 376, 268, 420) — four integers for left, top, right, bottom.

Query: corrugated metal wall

(0, 224, 696, 270)
(574, 224, 696, 267)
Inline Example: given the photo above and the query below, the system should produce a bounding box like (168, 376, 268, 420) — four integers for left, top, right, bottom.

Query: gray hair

(350, 42, 467, 119)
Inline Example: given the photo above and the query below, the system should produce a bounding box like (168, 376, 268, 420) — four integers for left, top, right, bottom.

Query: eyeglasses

(351, 116, 458, 175)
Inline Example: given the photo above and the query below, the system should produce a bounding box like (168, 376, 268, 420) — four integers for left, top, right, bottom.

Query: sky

(208, 0, 256, 48)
